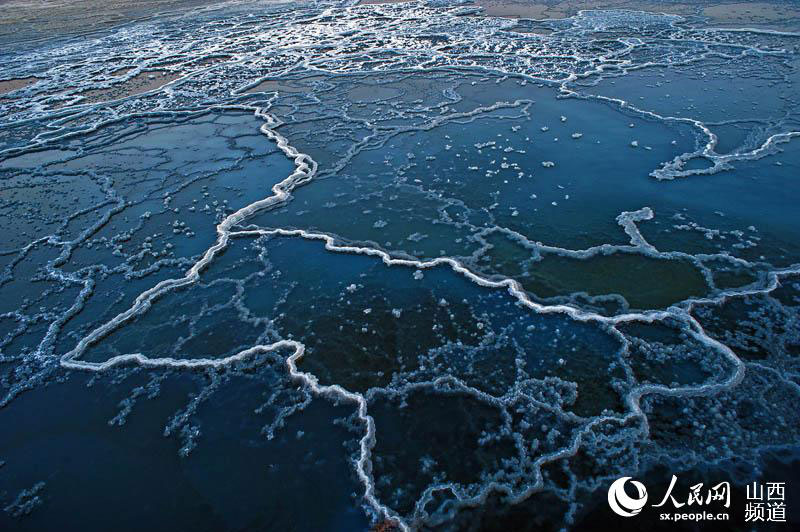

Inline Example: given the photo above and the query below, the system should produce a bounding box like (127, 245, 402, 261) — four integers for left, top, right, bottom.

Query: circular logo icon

(607, 477, 648, 517)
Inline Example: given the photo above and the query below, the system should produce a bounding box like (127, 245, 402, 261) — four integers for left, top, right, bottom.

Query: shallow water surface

(1, 2, 799, 530)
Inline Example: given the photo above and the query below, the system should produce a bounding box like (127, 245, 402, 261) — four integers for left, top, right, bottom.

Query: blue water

(1, 2, 799, 530)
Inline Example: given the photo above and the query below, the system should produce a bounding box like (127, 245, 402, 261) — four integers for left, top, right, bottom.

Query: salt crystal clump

(541, 161, 555, 168)
(630, 140, 639, 147)
(571, 132, 582, 139)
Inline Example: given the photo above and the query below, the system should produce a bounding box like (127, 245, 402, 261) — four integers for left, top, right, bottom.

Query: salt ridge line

(51, 101, 409, 530)
(4, 70, 792, 520)
(58, 106, 313, 363)
(52, 100, 771, 529)
(7, 6, 788, 512)
(233, 226, 797, 328)
(0, 8, 792, 528)
(547, 15, 800, 181)
(233, 79, 790, 287)
(56, 95, 538, 365)
(467, 208, 769, 303)
(388, 304, 750, 526)
(5, 71, 793, 188)
(59, 339, 407, 530)
(229, 235, 791, 524)
(2, 6, 794, 189)
(1, 4, 788, 128)
(397, 323, 739, 525)
(55, 95, 800, 525)
(467, 209, 719, 300)
(559, 76, 800, 180)
(17, 157, 756, 524)
(473, 207, 751, 266)
(230, 227, 753, 424)
(55, 227, 757, 532)
(355, 296, 750, 526)
(0, 91, 548, 405)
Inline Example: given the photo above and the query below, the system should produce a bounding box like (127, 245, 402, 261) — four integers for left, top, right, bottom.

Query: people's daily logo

(607, 477, 648, 517)
(607, 476, 786, 522)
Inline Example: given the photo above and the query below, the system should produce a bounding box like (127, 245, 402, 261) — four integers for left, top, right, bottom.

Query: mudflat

(0, 0, 229, 43)
(358, 0, 800, 30)
(0, 76, 40, 95)
(77, 70, 182, 104)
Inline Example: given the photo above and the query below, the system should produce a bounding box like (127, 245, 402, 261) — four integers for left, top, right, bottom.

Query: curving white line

(56, 101, 800, 530)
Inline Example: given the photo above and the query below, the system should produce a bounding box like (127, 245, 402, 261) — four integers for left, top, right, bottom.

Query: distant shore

(2, 0, 799, 45)
(359, 0, 800, 31)
(0, 0, 231, 44)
